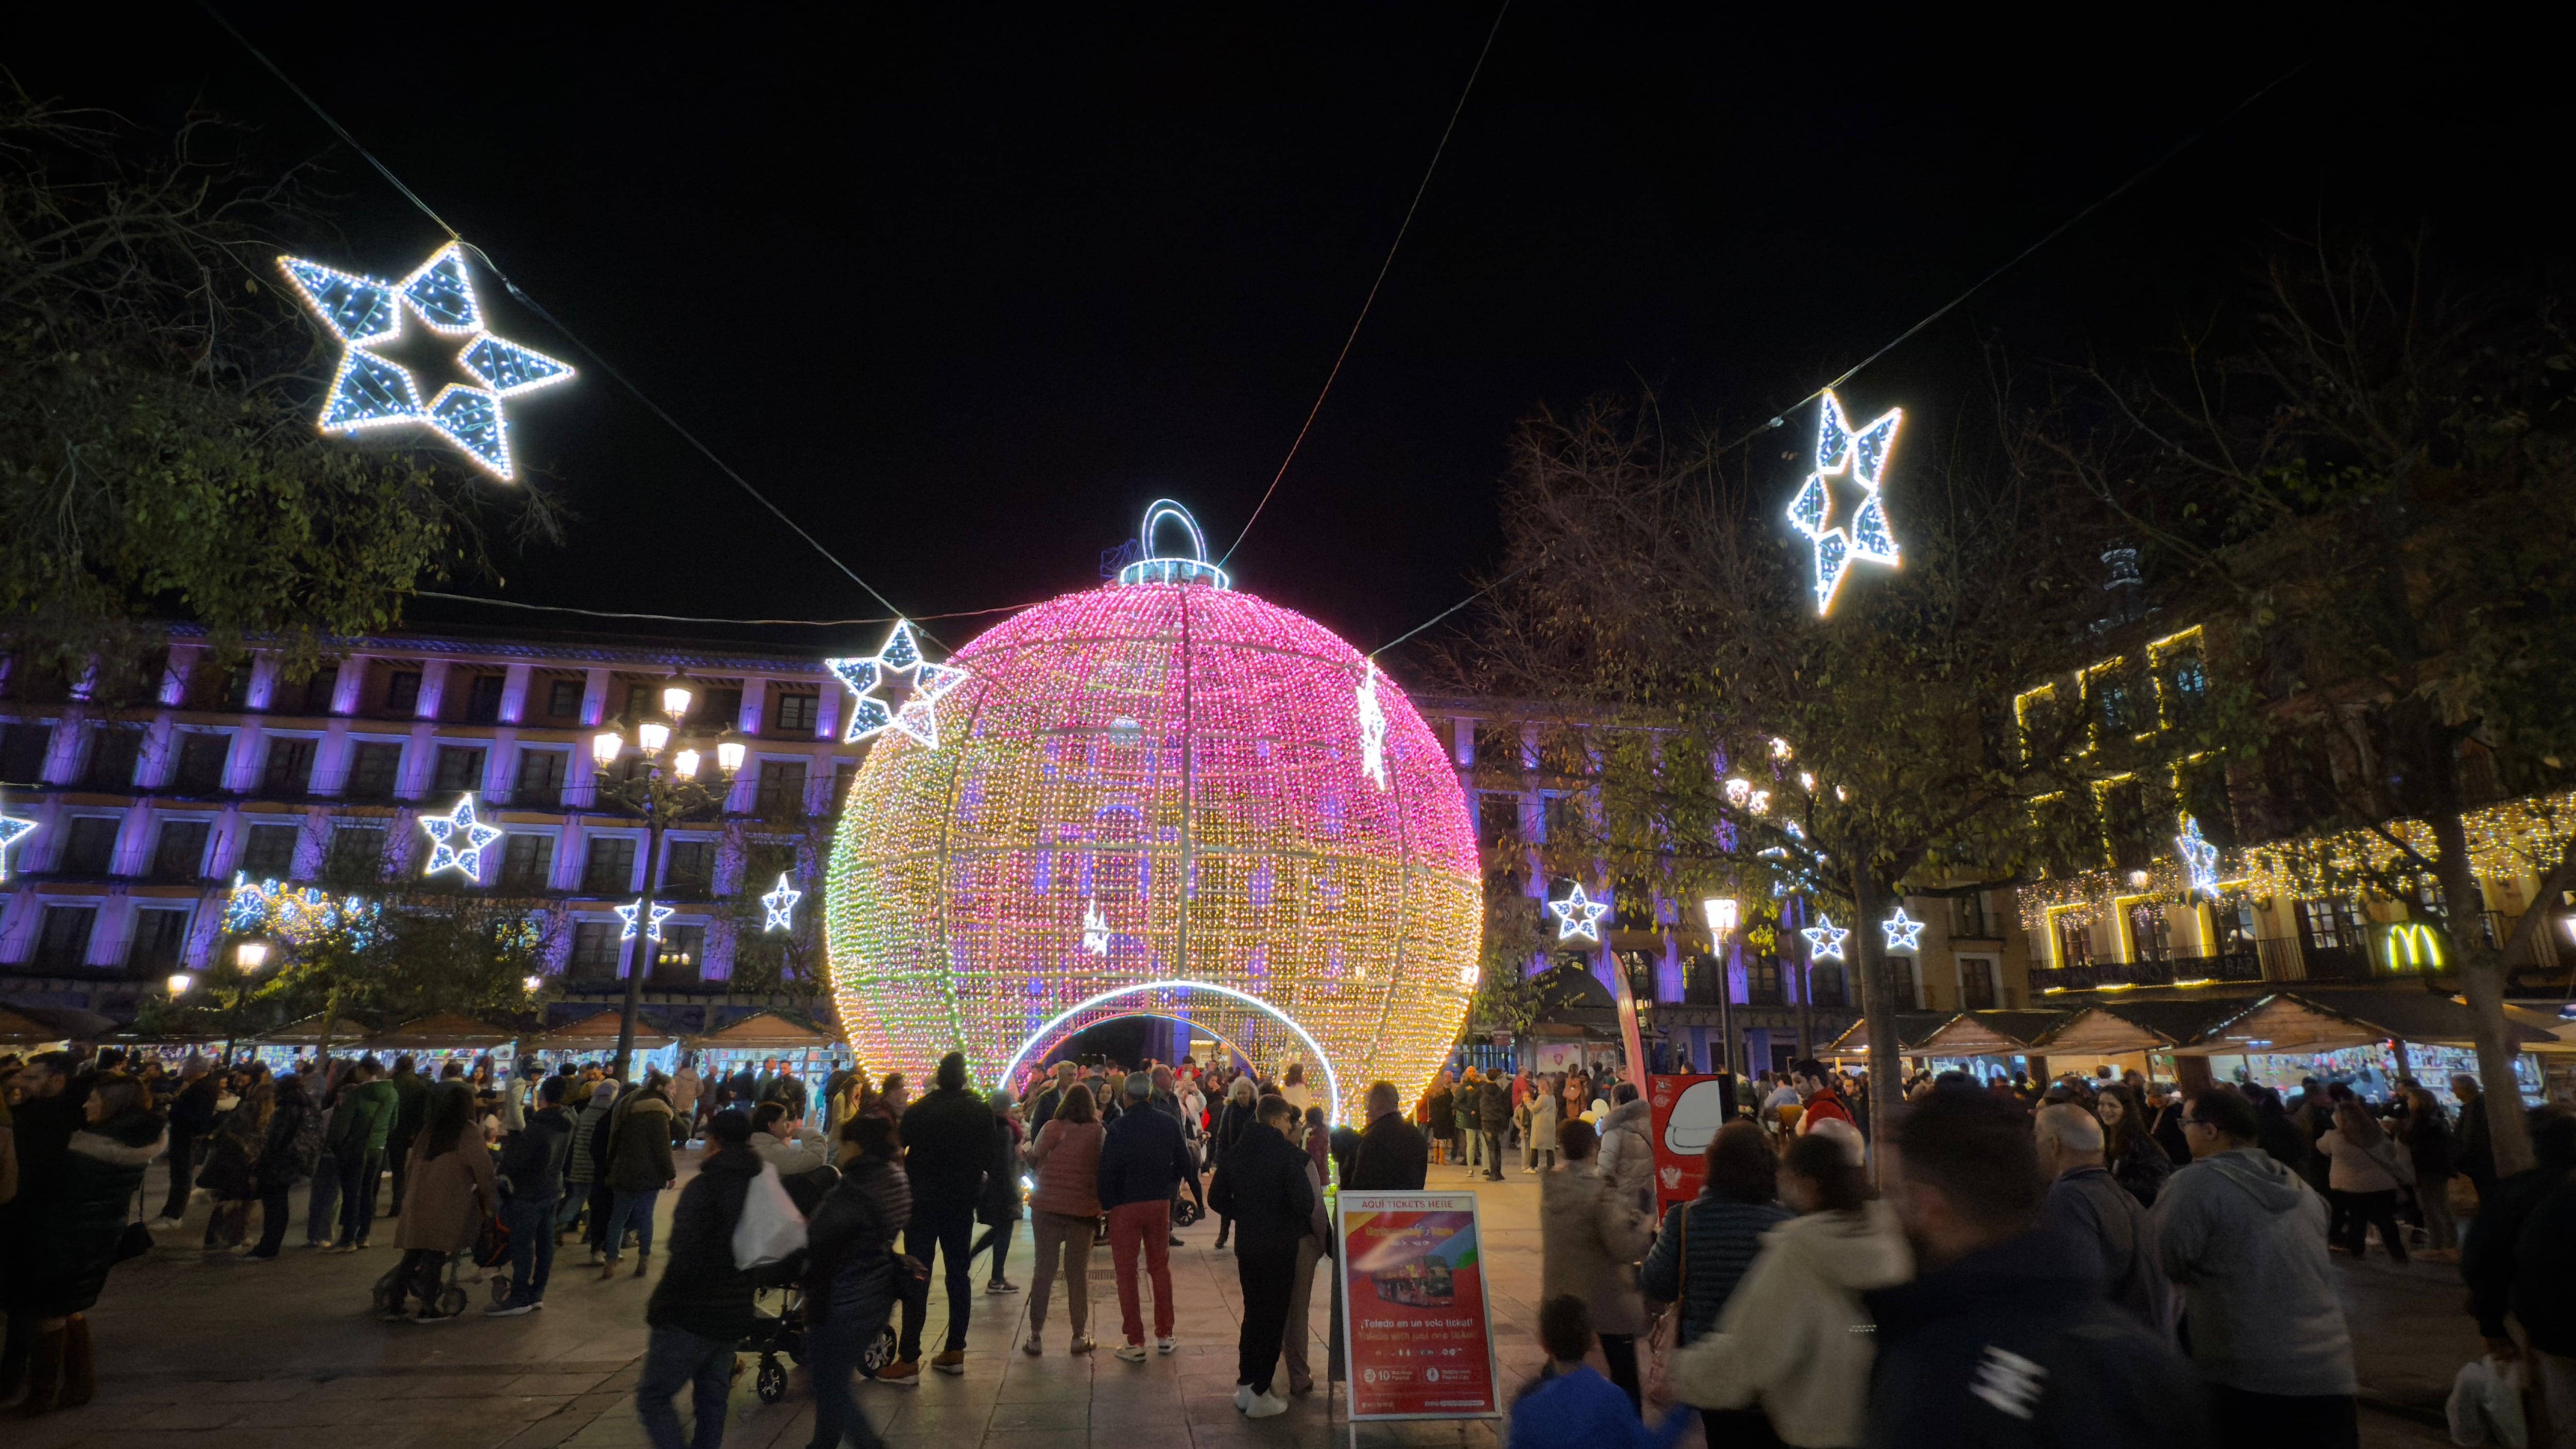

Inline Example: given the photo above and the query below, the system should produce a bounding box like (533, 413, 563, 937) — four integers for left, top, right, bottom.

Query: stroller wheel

(1173, 1200, 1203, 1227)
(859, 1324, 898, 1378)
(369, 1266, 399, 1315)
(490, 1275, 515, 1306)
(756, 1356, 787, 1404)
(439, 1285, 468, 1317)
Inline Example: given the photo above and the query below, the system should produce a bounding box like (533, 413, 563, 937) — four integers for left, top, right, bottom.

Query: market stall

(365, 1012, 526, 1081)
(2030, 1005, 2180, 1081)
(1822, 1012, 1955, 1070)
(531, 1009, 680, 1079)
(2168, 989, 2555, 1103)
(244, 1014, 376, 1069)
(689, 1010, 854, 1125)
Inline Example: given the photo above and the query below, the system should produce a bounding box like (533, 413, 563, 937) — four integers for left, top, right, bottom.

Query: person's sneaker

(1116, 1343, 1148, 1363)
(1021, 1336, 1043, 1357)
(986, 1279, 1020, 1294)
(1157, 1336, 1176, 1355)
(1167, 1235, 1184, 1248)
(877, 1360, 920, 1387)
(414, 1307, 461, 1324)
(1245, 1391, 1287, 1419)
(1069, 1335, 1094, 1354)
(931, 1350, 965, 1376)
(300, 1240, 331, 1251)
(147, 1216, 181, 1229)
(380, 1310, 410, 1322)
(238, 1251, 278, 1263)
(1234, 1384, 1255, 1412)
(486, 1302, 537, 1318)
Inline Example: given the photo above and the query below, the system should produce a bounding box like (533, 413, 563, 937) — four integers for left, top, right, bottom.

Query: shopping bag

(2446, 1354, 2527, 1447)
(1641, 1207, 1686, 1407)
(732, 1160, 808, 1270)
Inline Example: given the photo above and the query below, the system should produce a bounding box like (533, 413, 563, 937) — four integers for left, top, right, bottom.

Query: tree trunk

(1849, 864, 1897, 1176)
(2429, 811, 2535, 1177)
(316, 983, 342, 1065)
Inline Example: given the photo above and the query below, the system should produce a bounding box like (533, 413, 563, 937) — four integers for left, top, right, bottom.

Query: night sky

(9, 4, 2561, 662)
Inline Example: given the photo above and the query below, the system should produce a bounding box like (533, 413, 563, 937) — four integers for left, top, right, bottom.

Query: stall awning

(2036, 1007, 2178, 1057)
(535, 1009, 673, 1051)
(368, 1012, 523, 1050)
(2280, 988, 2555, 1052)
(254, 1015, 377, 1047)
(696, 1010, 838, 1050)
(1824, 1013, 1957, 1057)
(0, 1006, 77, 1044)
(1917, 1010, 2070, 1058)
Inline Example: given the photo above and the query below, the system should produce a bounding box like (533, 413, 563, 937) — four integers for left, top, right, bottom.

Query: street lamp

(166, 972, 195, 997)
(236, 940, 270, 971)
(589, 684, 746, 1079)
(1701, 898, 1739, 1079)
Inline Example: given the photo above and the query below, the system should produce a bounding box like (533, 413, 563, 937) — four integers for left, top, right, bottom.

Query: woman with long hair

(13, 1074, 166, 1414)
(971, 1089, 1026, 1294)
(244, 1073, 321, 1261)
(2094, 1084, 2174, 1207)
(388, 1083, 497, 1320)
(1211, 1076, 1258, 1250)
(1643, 1122, 1793, 1449)
(198, 1079, 273, 1250)
(1023, 1082, 1105, 1353)
(1538, 1118, 1655, 1410)
(2318, 1097, 2410, 1262)
(805, 1114, 912, 1448)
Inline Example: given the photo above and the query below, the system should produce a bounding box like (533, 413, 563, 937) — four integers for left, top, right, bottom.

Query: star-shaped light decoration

(2175, 814, 2221, 897)
(276, 241, 574, 481)
(1081, 898, 1111, 956)
(1801, 914, 1851, 961)
(1784, 390, 1904, 615)
(0, 804, 37, 882)
(1882, 906, 1926, 952)
(827, 619, 971, 750)
(1549, 882, 1610, 943)
(1354, 663, 1389, 790)
(419, 794, 505, 877)
(760, 873, 803, 933)
(615, 898, 677, 941)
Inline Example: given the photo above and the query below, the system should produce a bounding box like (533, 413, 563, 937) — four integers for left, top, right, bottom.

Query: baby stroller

(372, 1248, 477, 1319)
(740, 1254, 812, 1403)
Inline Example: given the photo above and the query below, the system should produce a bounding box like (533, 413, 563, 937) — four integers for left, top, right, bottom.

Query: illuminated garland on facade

(616, 898, 676, 941)
(827, 620, 971, 749)
(223, 872, 379, 947)
(822, 504, 1481, 1120)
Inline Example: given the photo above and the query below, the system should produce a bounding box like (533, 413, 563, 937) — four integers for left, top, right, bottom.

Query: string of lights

(412, 591, 1048, 628)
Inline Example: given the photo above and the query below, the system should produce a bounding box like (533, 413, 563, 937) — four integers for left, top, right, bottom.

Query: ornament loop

(1117, 499, 1233, 589)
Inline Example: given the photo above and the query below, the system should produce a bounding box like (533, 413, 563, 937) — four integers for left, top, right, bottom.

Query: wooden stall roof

(535, 1010, 673, 1050)
(2284, 988, 2553, 1051)
(1918, 1010, 2070, 1057)
(1825, 1013, 1956, 1056)
(2036, 1006, 2178, 1056)
(0, 1006, 69, 1043)
(368, 1012, 522, 1049)
(696, 1011, 837, 1050)
(255, 1015, 376, 1046)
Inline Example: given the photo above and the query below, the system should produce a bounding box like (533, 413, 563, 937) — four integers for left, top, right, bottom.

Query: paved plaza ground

(20, 1148, 2480, 1449)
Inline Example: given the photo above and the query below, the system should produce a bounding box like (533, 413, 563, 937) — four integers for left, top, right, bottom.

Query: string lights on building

(823, 502, 1480, 1120)
(2174, 815, 2221, 898)
(760, 873, 804, 933)
(1355, 663, 1390, 791)
(419, 794, 505, 877)
(826, 619, 971, 749)
(276, 243, 574, 481)
(1549, 881, 1609, 943)
(223, 872, 377, 947)
(1784, 390, 1904, 616)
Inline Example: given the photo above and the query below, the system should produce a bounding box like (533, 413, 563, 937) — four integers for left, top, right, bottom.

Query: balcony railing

(2030, 950, 2266, 995)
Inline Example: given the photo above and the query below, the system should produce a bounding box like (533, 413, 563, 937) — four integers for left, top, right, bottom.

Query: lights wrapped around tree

(224, 872, 379, 946)
(823, 502, 1480, 1121)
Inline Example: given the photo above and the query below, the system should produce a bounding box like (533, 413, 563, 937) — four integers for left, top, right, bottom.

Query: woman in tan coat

(389, 1086, 495, 1322)
(1539, 1118, 1655, 1410)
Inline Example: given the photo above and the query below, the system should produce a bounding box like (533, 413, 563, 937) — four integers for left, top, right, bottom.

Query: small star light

(1355, 663, 1390, 790)
(615, 899, 676, 941)
(0, 805, 36, 881)
(1081, 898, 1111, 956)
(2175, 815, 2221, 897)
(276, 242, 574, 481)
(1784, 390, 1904, 615)
(1882, 906, 1925, 952)
(419, 795, 504, 877)
(760, 873, 804, 933)
(1549, 882, 1610, 943)
(1802, 915, 1851, 961)
(827, 619, 971, 749)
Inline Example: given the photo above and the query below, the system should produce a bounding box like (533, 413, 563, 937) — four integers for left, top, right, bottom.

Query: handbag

(114, 1183, 152, 1265)
(732, 1160, 809, 1270)
(1641, 1205, 1686, 1407)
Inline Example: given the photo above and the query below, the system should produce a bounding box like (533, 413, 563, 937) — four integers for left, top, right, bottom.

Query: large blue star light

(1882, 906, 1925, 952)
(616, 899, 677, 942)
(277, 242, 574, 481)
(1785, 390, 1904, 615)
(760, 873, 804, 933)
(827, 619, 971, 749)
(1802, 915, 1851, 961)
(0, 804, 37, 882)
(420, 794, 505, 877)
(1549, 882, 1610, 943)
(2175, 815, 2221, 897)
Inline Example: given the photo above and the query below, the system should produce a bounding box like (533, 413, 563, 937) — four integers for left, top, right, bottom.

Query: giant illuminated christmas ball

(823, 502, 1480, 1120)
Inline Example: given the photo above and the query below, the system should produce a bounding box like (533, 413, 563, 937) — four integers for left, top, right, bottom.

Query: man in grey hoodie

(2152, 1085, 2355, 1449)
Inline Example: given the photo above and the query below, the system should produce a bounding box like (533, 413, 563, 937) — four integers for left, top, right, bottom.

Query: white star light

(276, 242, 574, 481)
(1549, 882, 1610, 943)
(0, 805, 36, 882)
(419, 794, 504, 877)
(1785, 390, 1904, 615)
(615, 899, 676, 941)
(1081, 898, 1111, 956)
(1355, 663, 1389, 790)
(2175, 815, 2221, 897)
(760, 873, 804, 933)
(1882, 906, 1925, 952)
(827, 619, 971, 749)
(1802, 915, 1851, 961)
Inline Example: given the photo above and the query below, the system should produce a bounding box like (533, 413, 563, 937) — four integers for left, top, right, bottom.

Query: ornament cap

(1115, 500, 1233, 590)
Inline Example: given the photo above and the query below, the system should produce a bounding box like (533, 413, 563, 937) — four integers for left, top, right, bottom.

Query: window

(1810, 963, 1848, 1008)
(1540, 793, 1581, 845)
(1747, 954, 1784, 1004)
(1476, 793, 1520, 849)
(84, 729, 143, 790)
(35, 905, 97, 969)
(2054, 915, 2094, 967)
(1474, 724, 1523, 772)
(221, 668, 253, 711)
(500, 833, 555, 892)
(175, 732, 231, 793)
(773, 692, 818, 734)
(664, 840, 715, 898)
(583, 836, 638, 894)
(2162, 648, 2209, 726)
(755, 760, 807, 817)
(384, 669, 422, 715)
(240, 823, 300, 879)
(1960, 957, 1997, 1009)
(262, 737, 317, 796)
(1, 723, 52, 783)
(568, 921, 622, 981)
(2215, 898, 2260, 955)
(546, 678, 585, 719)
(2127, 902, 2172, 962)
(61, 817, 121, 875)
(2298, 898, 2357, 951)
(744, 841, 798, 887)
(433, 746, 486, 795)
(2099, 778, 2151, 870)
(652, 925, 705, 985)
(624, 683, 652, 719)
(151, 820, 211, 881)
(300, 668, 341, 715)
(695, 688, 741, 729)
(2093, 667, 2134, 737)
(345, 742, 403, 799)
(1950, 892, 1992, 940)
(130, 909, 190, 970)
(1880, 959, 1919, 1011)
(461, 675, 505, 725)
(328, 825, 387, 879)
(515, 748, 567, 807)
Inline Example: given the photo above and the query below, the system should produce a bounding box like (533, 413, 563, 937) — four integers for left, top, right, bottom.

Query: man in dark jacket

(637, 1111, 762, 1449)
(1096, 1069, 1198, 1359)
(1477, 1075, 1512, 1183)
(488, 1076, 575, 1316)
(2463, 1104, 2576, 1427)
(1208, 1093, 1316, 1418)
(1152, 1064, 1204, 1238)
(325, 1057, 397, 1251)
(153, 1064, 219, 1225)
(890, 1051, 994, 1381)
(1347, 1082, 1428, 1191)
(2035, 1103, 2173, 1335)
(1866, 1090, 2207, 1449)
(2451, 1073, 2500, 1205)
(382, 1054, 430, 1216)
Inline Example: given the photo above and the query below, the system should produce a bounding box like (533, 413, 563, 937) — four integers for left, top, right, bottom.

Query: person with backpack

(602, 1081, 678, 1279)
(242, 1073, 322, 1261)
(637, 1111, 765, 1449)
(488, 1075, 575, 1316)
(2035, 1103, 2173, 1335)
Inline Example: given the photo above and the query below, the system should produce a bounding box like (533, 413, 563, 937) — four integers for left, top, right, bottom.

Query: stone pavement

(18, 1148, 2481, 1449)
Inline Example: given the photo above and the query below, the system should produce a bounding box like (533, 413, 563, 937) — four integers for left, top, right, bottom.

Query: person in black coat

(245, 1074, 321, 1260)
(490, 1076, 576, 1314)
(638, 1112, 762, 1449)
(156, 1065, 220, 1224)
(807, 1115, 912, 1449)
(10, 1072, 165, 1416)
(1208, 1094, 1318, 1416)
(1347, 1082, 1429, 1190)
(892, 1052, 994, 1377)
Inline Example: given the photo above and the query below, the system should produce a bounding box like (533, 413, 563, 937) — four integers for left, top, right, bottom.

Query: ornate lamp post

(588, 671, 745, 1080)
(1702, 897, 1738, 1077)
